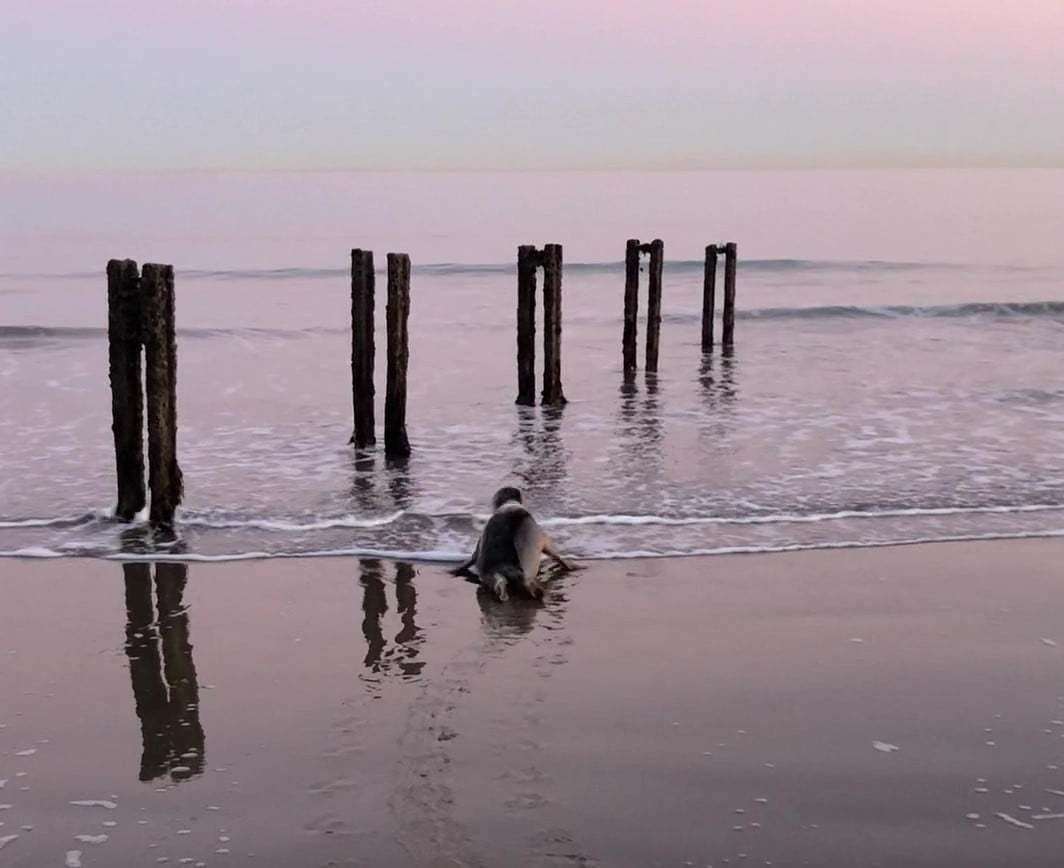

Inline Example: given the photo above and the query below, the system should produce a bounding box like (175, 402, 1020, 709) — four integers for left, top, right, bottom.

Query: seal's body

(453, 487, 574, 601)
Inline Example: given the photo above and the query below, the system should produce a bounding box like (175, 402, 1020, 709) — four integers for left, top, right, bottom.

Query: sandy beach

(5, 0, 1063, 864)
(1, 539, 1063, 866)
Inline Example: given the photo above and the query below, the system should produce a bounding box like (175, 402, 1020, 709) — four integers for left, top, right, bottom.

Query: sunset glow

(3, 0, 1063, 170)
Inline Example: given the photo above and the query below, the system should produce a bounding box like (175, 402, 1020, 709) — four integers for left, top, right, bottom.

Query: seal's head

(491, 486, 523, 511)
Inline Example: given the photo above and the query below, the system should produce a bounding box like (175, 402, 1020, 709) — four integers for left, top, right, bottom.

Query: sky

(2, 0, 1063, 171)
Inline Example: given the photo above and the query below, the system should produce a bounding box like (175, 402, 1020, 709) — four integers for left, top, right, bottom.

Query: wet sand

(2, 539, 1064, 866)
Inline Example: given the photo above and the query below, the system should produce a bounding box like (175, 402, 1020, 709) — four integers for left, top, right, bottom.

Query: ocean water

(1, 170, 1063, 561)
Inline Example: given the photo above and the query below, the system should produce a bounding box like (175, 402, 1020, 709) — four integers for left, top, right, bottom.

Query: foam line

(540, 503, 1064, 528)
(3, 527, 1063, 564)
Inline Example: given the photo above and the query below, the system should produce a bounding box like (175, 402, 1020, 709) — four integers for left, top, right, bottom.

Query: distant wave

(736, 300, 1064, 321)
(3, 259, 1057, 282)
(654, 300, 1064, 323)
(0, 325, 340, 341)
(0, 325, 106, 340)
(4, 300, 1063, 347)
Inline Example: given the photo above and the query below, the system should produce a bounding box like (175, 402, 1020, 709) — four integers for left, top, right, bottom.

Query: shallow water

(1, 170, 1063, 560)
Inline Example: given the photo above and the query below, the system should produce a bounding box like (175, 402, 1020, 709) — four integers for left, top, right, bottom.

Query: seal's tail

(489, 564, 526, 602)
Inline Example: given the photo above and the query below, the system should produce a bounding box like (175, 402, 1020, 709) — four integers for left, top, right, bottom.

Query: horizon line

(4, 163, 1064, 176)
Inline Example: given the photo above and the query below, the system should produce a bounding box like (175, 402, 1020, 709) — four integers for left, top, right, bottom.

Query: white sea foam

(0, 547, 65, 559)
(70, 800, 117, 810)
(541, 502, 1064, 529)
(0, 515, 91, 528)
(65, 851, 83, 868)
(105, 547, 466, 563)
(996, 812, 1034, 830)
(3, 526, 1064, 563)
(4, 502, 1062, 539)
(181, 510, 404, 532)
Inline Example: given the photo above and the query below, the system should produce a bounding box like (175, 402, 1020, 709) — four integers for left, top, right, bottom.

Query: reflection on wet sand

(476, 564, 571, 643)
(359, 559, 424, 682)
(357, 555, 569, 683)
(475, 588, 543, 639)
(122, 562, 204, 783)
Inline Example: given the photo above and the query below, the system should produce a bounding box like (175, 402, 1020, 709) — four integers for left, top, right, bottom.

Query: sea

(1, 169, 1062, 562)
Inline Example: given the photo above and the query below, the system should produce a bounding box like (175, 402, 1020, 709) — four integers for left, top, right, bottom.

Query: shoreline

(3, 538, 1064, 866)
(3, 524, 1064, 564)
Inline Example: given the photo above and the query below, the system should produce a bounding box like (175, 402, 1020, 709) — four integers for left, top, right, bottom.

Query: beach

(5, 2, 1063, 863)
(3, 539, 1064, 866)
(2, 171, 1063, 866)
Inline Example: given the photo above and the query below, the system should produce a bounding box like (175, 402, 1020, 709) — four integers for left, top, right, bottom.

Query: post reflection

(350, 451, 383, 514)
(510, 404, 571, 497)
(359, 559, 424, 683)
(123, 562, 204, 783)
(350, 450, 419, 522)
(698, 345, 739, 408)
(617, 379, 664, 450)
(360, 559, 388, 670)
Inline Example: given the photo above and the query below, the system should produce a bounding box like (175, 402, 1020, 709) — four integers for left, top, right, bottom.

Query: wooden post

(384, 253, 411, 457)
(107, 259, 146, 521)
(351, 249, 376, 448)
(622, 239, 640, 380)
(723, 242, 737, 347)
(540, 243, 566, 406)
(645, 239, 664, 373)
(702, 244, 719, 352)
(141, 263, 183, 529)
(516, 245, 538, 406)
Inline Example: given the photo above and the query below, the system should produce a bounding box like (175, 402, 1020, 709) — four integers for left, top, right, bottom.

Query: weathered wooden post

(351, 249, 376, 448)
(722, 242, 737, 347)
(644, 239, 664, 373)
(384, 253, 411, 457)
(540, 243, 566, 405)
(702, 244, 719, 352)
(141, 263, 183, 528)
(516, 245, 538, 406)
(622, 239, 640, 381)
(107, 259, 146, 520)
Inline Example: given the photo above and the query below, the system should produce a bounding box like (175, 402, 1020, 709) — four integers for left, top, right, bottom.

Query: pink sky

(3, 1, 1062, 169)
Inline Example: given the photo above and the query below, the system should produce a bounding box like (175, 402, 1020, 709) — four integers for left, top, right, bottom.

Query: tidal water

(1, 170, 1062, 561)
